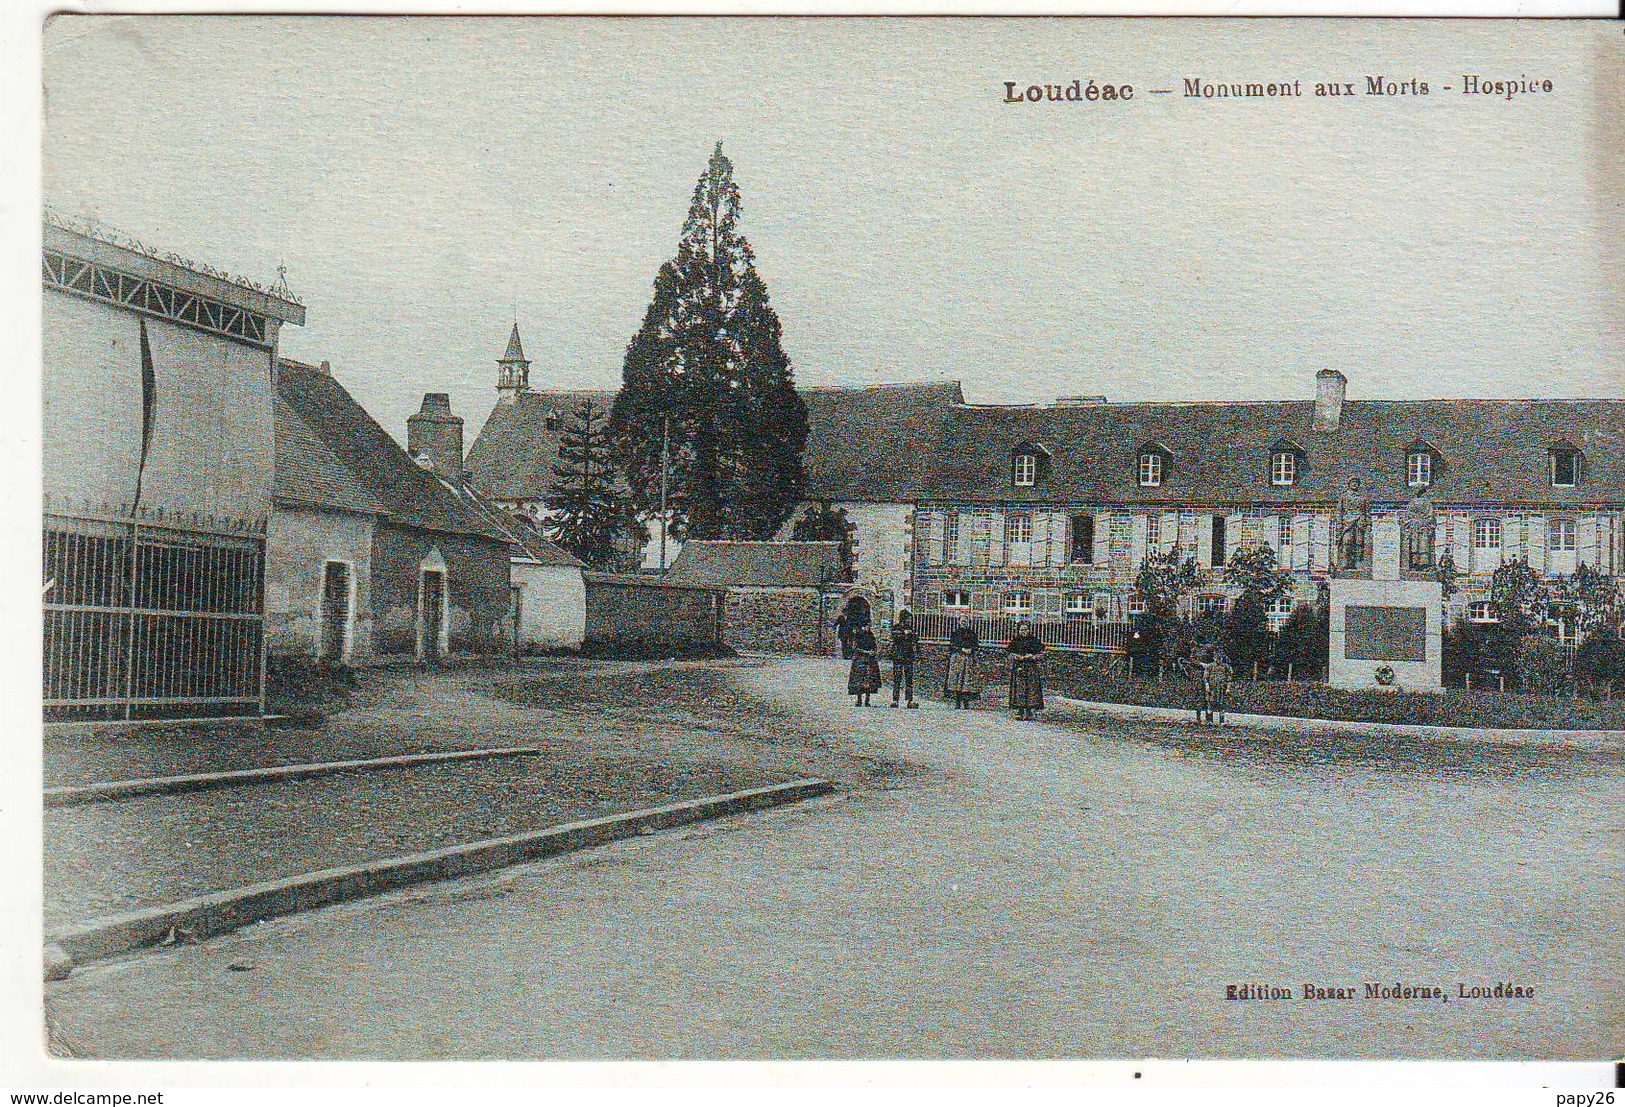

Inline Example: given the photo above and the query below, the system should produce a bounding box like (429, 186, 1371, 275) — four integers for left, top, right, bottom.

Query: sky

(41, 16, 1625, 447)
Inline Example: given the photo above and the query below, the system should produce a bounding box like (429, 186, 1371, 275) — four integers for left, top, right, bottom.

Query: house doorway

(420, 569, 446, 662)
(319, 561, 351, 664)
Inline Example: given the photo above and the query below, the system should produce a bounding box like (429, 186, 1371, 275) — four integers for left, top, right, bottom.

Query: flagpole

(659, 416, 670, 573)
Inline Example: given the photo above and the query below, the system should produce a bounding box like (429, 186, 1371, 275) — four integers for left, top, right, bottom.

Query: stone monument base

(1327, 577, 1443, 692)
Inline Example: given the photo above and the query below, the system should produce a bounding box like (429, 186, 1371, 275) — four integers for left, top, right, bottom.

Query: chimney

(1313, 369, 1346, 432)
(407, 393, 464, 482)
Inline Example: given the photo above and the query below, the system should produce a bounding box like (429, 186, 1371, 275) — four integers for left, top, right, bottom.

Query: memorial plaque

(1344, 605, 1428, 662)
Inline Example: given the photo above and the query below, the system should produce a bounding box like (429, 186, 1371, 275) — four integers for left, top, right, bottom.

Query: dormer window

(1550, 447, 1581, 488)
(1136, 441, 1172, 488)
(1270, 451, 1297, 487)
(1268, 439, 1304, 487)
(1407, 451, 1432, 488)
(1011, 443, 1050, 488)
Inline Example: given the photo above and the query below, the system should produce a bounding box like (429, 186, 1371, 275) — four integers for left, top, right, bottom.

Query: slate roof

(465, 390, 618, 503)
(274, 360, 516, 543)
(465, 381, 966, 506)
(442, 483, 585, 568)
(924, 398, 1625, 507)
(665, 541, 844, 588)
(800, 382, 966, 502)
(501, 324, 528, 364)
(274, 394, 390, 516)
(463, 374, 1624, 510)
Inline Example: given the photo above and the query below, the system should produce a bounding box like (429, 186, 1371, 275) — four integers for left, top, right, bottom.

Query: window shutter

(953, 513, 973, 566)
(923, 512, 946, 566)
(989, 512, 1006, 566)
(1292, 514, 1312, 571)
(1094, 511, 1112, 566)
(1131, 514, 1148, 570)
(1451, 515, 1471, 575)
(1578, 515, 1599, 569)
(1038, 589, 1063, 618)
(1599, 514, 1616, 574)
(1434, 515, 1450, 570)
(1031, 512, 1050, 565)
(1526, 515, 1546, 573)
(1160, 512, 1178, 554)
(1226, 512, 1243, 564)
(1197, 514, 1214, 568)
(972, 588, 995, 613)
(1503, 515, 1523, 563)
(1263, 515, 1281, 556)
(1049, 513, 1070, 566)
(1311, 514, 1331, 571)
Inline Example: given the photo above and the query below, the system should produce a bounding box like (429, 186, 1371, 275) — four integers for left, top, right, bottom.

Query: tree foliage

(543, 399, 646, 571)
(790, 502, 855, 581)
(610, 143, 808, 541)
(1490, 558, 1545, 639)
(1224, 541, 1293, 599)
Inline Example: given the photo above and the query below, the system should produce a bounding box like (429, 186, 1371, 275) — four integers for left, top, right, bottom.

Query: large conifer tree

(544, 399, 645, 570)
(610, 144, 807, 540)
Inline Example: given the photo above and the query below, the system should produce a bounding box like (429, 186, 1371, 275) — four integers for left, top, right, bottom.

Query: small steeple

(496, 323, 531, 404)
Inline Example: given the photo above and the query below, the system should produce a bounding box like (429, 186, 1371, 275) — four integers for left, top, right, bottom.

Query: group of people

(835, 609, 1047, 719)
(835, 604, 1236, 725)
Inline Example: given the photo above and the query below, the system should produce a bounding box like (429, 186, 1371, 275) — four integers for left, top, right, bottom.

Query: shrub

(1275, 602, 1329, 679)
(1574, 631, 1625, 687)
(1519, 636, 1573, 696)
(1224, 591, 1273, 676)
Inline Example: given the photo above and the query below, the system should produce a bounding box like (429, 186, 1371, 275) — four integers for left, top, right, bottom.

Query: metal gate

(42, 509, 266, 722)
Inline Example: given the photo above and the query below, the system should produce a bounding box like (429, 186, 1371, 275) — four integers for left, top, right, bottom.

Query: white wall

(1328, 577, 1443, 692)
(514, 561, 586, 649)
(779, 500, 913, 617)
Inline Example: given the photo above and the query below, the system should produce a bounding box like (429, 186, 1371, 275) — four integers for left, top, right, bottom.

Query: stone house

(665, 540, 847, 653)
(267, 360, 516, 663)
(909, 371, 1625, 648)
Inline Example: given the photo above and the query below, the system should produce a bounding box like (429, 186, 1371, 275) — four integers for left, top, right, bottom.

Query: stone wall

(722, 587, 829, 654)
(584, 575, 722, 651)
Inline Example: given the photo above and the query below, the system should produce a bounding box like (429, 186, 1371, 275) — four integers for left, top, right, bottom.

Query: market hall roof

(274, 358, 516, 543)
(665, 540, 845, 589)
(922, 398, 1625, 507)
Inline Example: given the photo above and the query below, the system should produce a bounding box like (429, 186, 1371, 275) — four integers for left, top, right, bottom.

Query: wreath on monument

(1374, 664, 1398, 687)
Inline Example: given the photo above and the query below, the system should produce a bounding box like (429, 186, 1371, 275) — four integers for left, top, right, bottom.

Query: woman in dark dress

(944, 616, 981, 709)
(1006, 621, 1046, 720)
(847, 624, 882, 706)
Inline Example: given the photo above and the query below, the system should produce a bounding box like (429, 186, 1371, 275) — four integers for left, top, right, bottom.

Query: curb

(45, 746, 544, 808)
(45, 778, 835, 977)
(1049, 695, 1625, 750)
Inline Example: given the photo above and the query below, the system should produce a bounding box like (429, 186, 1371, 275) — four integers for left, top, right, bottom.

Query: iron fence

(43, 508, 266, 722)
(915, 611, 1131, 653)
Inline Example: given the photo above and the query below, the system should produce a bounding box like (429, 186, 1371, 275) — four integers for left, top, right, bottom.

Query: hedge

(911, 643, 1625, 730)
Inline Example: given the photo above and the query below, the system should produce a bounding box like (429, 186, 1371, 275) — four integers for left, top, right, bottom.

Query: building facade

(42, 217, 305, 720)
(908, 372, 1625, 648)
(267, 361, 518, 664)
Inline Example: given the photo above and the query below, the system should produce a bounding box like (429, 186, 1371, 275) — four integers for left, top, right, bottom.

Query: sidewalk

(1047, 693, 1625, 751)
(44, 659, 905, 933)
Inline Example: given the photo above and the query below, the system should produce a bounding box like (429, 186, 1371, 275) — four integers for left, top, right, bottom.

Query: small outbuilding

(665, 540, 852, 654)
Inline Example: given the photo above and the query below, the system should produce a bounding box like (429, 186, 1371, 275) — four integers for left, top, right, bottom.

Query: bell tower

(496, 323, 530, 404)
